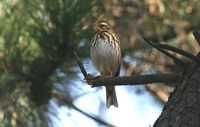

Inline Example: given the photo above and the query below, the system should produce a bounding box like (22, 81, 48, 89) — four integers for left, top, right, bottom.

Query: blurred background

(0, 0, 200, 126)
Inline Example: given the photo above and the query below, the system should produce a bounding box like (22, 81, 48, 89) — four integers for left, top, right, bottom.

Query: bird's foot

(86, 75, 100, 85)
(105, 75, 114, 78)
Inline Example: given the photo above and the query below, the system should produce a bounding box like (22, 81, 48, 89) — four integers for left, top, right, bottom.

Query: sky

(53, 59, 164, 127)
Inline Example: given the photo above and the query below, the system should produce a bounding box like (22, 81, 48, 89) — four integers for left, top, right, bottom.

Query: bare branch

(74, 52, 99, 85)
(52, 93, 115, 127)
(90, 74, 182, 87)
(156, 44, 200, 63)
(74, 52, 87, 77)
(142, 36, 188, 68)
(74, 52, 183, 87)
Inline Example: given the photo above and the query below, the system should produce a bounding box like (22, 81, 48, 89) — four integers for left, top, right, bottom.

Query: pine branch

(74, 52, 87, 77)
(52, 93, 115, 127)
(91, 74, 182, 87)
(156, 44, 200, 63)
(142, 36, 188, 68)
(74, 52, 183, 87)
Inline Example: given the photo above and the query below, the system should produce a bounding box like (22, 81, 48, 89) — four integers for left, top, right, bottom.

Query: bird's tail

(106, 86, 118, 108)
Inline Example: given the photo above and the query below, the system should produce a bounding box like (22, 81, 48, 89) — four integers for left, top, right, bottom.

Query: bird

(90, 21, 121, 108)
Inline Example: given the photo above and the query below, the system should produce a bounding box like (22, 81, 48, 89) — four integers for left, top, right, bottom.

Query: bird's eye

(99, 25, 104, 28)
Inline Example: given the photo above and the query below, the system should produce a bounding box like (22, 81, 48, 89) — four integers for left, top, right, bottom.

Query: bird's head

(91, 21, 112, 33)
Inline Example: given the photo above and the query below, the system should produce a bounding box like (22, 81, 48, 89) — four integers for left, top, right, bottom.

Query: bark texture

(154, 53, 200, 127)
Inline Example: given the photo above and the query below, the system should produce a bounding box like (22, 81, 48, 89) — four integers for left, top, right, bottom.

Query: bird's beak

(90, 22, 98, 32)
(90, 22, 96, 27)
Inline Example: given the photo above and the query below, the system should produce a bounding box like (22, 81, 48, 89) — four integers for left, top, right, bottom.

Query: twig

(193, 30, 200, 46)
(74, 51, 99, 85)
(74, 52, 87, 77)
(156, 44, 200, 63)
(142, 36, 188, 68)
(52, 93, 115, 127)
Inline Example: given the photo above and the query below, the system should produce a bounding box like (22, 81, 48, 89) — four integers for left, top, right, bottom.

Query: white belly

(91, 38, 120, 75)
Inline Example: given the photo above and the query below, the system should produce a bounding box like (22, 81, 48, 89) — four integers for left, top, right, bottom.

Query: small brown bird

(90, 21, 121, 108)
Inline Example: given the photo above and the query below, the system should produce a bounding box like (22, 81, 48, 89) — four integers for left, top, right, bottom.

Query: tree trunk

(153, 53, 200, 127)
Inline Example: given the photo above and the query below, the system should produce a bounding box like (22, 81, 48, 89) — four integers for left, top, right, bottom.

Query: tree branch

(52, 93, 115, 127)
(90, 74, 182, 87)
(74, 52, 88, 77)
(156, 44, 200, 63)
(142, 36, 188, 68)
(74, 52, 183, 87)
